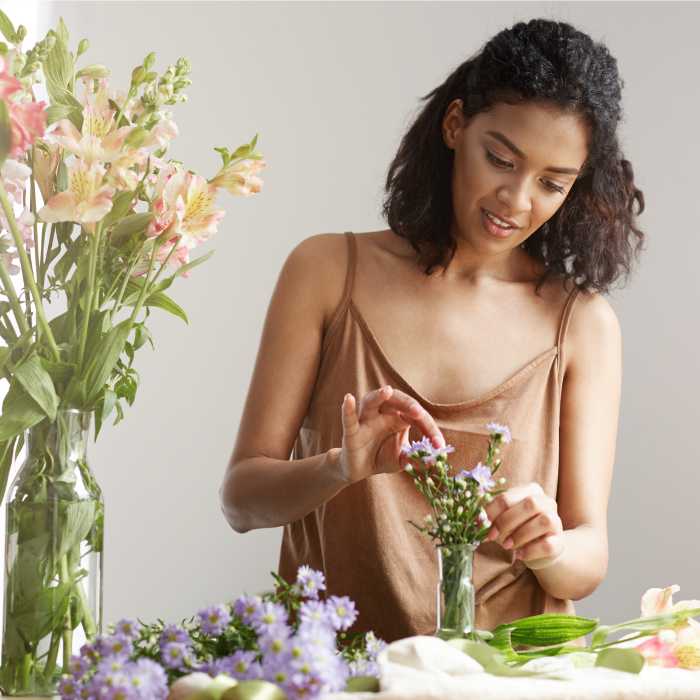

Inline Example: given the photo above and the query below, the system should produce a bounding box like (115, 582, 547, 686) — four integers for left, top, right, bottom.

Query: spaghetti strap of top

(556, 283, 582, 377)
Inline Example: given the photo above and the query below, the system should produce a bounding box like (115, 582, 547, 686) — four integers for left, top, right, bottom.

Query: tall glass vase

(436, 543, 476, 640)
(0, 409, 103, 696)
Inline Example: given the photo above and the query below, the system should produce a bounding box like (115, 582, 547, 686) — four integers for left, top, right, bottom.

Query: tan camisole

(279, 231, 581, 643)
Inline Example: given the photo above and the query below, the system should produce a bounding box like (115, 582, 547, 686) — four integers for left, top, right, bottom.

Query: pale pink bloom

(38, 160, 114, 225)
(638, 585, 700, 669)
(0, 55, 21, 99)
(8, 100, 48, 158)
(209, 157, 266, 197)
(148, 166, 224, 247)
(107, 148, 150, 190)
(634, 636, 679, 668)
(49, 117, 132, 166)
(142, 118, 178, 151)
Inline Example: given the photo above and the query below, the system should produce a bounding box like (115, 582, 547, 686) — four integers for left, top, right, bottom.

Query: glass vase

(436, 543, 476, 640)
(0, 409, 103, 696)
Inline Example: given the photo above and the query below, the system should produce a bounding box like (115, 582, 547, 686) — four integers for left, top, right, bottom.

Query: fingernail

(503, 538, 513, 549)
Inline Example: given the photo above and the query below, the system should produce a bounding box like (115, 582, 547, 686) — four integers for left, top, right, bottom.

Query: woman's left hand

(483, 482, 565, 566)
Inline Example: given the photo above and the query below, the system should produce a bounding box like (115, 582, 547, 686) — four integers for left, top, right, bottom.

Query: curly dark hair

(381, 18, 646, 295)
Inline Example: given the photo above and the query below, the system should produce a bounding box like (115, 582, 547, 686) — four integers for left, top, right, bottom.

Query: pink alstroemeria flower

(209, 157, 266, 197)
(148, 166, 224, 247)
(38, 161, 114, 225)
(635, 585, 700, 669)
(0, 57, 47, 158)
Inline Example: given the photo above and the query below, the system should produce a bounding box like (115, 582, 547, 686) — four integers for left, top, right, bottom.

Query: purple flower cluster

(59, 623, 168, 699)
(456, 462, 496, 491)
(401, 436, 455, 465)
(59, 567, 384, 700)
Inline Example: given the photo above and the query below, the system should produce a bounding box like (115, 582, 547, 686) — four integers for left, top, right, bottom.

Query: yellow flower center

(676, 642, 700, 669)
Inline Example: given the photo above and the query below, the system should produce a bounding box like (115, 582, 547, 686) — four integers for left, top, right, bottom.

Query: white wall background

(2, 1, 698, 632)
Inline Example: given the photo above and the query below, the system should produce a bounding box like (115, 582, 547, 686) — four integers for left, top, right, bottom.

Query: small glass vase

(0, 409, 104, 696)
(436, 543, 476, 640)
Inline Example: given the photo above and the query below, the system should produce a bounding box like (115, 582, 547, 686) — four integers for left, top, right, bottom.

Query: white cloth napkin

(325, 635, 700, 700)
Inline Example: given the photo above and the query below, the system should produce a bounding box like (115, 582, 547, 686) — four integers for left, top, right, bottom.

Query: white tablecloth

(325, 635, 700, 700)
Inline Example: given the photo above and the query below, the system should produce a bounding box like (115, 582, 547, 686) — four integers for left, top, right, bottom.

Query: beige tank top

(279, 231, 582, 643)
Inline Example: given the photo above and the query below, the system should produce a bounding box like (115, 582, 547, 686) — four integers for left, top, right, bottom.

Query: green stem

(43, 628, 61, 683)
(0, 179, 60, 360)
(0, 253, 30, 335)
(59, 555, 73, 670)
(76, 224, 102, 373)
(127, 239, 160, 327)
(20, 651, 32, 689)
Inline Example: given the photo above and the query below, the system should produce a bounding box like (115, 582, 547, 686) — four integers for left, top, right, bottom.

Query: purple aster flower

(67, 654, 90, 680)
(423, 443, 456, 466)
(325, 596, 358, 631)
(233, 594, 263, 625)
(251, 601, 288, 634)
(58, 675, 81, 699)
(100, 633, 133, 659)
(258, 623, 293, 658)
(159, 624, 191, 648)
(222, 650, 262, 680)
(125, 658, 169, 700)
(467, 462, 496, 490)
(298, 599, 330, 627)
(113, 618, 142, 639)
(365, 631, 387, 659)
(295, 565, 326, 599)
(197, 603, 232, 636)
(297, 620, 336, 648)
(160, 641, 190, 670)
(400, 436, 433, 456)
(486, 421, 512, 444)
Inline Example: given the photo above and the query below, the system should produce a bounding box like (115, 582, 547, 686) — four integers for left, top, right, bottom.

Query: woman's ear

(442, 98, 465, 150)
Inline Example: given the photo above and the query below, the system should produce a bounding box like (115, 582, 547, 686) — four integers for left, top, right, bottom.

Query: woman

(220, 18, 645, 643)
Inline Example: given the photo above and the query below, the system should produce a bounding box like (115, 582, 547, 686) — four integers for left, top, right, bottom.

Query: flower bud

(76, 64, 110, 80)
(144, 52, 156, 70)
(442, 524, 451, 533)
(498, 477, 506, 485)
(131, 65, 146, 85)
(426, 477, 435, 487)
(77, 38, 90, 56)
(15, 26, 27, 42)
(456, 506, 464, 515)
(404, 464, 414, 474)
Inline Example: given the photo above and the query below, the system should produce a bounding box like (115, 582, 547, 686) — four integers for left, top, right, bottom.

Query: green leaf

(13, 353, 60, 421)
(0, 381, 46, 441)
(81, 319, 131, 406)
(110, 212, 153, 247)
(12, 582, 72, 644)
(0, 98, 11, 164)
(595, 647, 645, 674)
(45, 103, 81, 127)
(55, 501, 96, 561)
(144, 291, 188, 324)
(43, 31, 74, 103)
(345, 675, 380, 692)
(0, 9, 16, 43)
(102, 191, 135, 230)
(169, 249, 214, 281)
(94, 388, 117, 440)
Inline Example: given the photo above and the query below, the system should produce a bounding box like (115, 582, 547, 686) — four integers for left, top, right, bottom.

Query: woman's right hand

(336, 385, 445, 484)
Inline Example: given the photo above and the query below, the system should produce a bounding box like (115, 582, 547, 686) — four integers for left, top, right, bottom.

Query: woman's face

(442, 99, 590, 252)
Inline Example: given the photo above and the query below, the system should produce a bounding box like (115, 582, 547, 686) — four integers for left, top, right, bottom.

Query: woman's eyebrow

(485, 130, 580, 175)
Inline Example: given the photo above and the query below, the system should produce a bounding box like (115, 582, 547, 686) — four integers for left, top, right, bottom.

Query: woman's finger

(340, 393, 360, 438)
(357, 385, 394, 418)
(378, 389, 445, 447)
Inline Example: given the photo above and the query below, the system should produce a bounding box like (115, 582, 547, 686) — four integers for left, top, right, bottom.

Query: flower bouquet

(402, 422, 510, 639)
(57, 566, 386, 700)
(0, 10, 265, 695)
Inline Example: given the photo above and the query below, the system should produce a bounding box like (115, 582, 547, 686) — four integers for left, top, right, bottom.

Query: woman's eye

(486, 150, 565, 194)
(486, 150, 511, 168)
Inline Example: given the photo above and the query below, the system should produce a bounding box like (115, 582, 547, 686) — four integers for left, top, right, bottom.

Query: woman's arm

(220, 233, 348, 533)
(532, 290, 622, 600)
